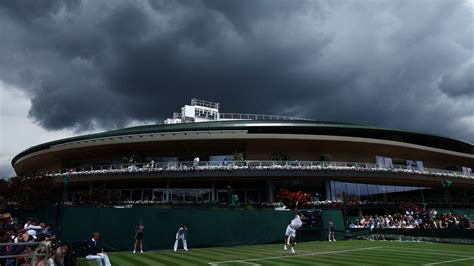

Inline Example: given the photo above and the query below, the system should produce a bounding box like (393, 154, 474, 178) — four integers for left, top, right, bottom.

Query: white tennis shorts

(285, 226, 296, 237)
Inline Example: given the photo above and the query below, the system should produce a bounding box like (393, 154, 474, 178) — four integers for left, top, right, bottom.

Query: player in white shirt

(284, 214, 303, 254)
(284, 223, 296, 252)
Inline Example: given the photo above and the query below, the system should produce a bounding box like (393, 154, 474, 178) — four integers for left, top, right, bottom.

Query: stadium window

(67, 192, 74, 203)
(358, 183, 369, 202)
(217, 190, 229, 204)
(367, 184, 382, 203)
(152, 189, 165, 202)
(197, 190, 211, 203)
(246, 190, 260, 204)
(132, 190, 142, 201)
(331, 181, 346, 202)
(121, 190, 131, 202)
(233, 190, 245, 204)
(346, 182, 358, 200)
(184, 190, 196, 202)
(172, 189, 184, 203)
(143, 190, 152, 201)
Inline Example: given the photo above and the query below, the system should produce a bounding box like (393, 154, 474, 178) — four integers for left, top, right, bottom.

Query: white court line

(423, 256, 474, 265)
(207, 246, 382, 265)
(380, 249, 468, 258)
(383, 246, 474, 255)
(238, 262, 261, 265)
(210, 262, 261, 266)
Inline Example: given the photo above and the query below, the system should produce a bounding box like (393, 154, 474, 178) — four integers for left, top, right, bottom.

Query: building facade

(12, 100, 474, 214)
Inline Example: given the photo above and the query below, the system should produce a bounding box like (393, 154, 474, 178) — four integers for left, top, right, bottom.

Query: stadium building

(11, 99, 474, 215)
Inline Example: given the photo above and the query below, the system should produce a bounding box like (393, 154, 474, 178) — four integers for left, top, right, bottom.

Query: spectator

(193, 157, 200, 168)
(23, 218, 32, 229)
(351, 208, 471, 230)
(1, 214, 58, 266)
(41, 224, 55, 238)
(55, 243, 69, 266)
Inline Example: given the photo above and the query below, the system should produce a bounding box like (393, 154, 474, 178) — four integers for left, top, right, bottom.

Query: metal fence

(0, 241, 50, 265)
(219, 112, 314, 121)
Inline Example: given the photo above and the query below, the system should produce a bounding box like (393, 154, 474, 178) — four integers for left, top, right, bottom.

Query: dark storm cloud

(438, 61, 474, 98)
(0, 0, 473, 142)
(0, 0, 78, 22)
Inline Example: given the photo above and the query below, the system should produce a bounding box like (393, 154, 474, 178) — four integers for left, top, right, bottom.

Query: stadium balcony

(41, 160, 473, 180)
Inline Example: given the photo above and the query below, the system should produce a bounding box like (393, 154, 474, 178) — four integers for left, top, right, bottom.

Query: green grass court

(82, 240, 474, 265)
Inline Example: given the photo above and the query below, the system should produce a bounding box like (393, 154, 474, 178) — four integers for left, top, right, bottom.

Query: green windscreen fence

(61, 207, 297, 251)
(10, 207, 345, 251)
(436, 209, 474, 220)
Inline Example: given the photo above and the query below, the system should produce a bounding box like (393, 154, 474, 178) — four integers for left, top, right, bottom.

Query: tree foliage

(320, 153, 333, 161)
(1, 176, 59, 209)
(271, 153, 291, 161)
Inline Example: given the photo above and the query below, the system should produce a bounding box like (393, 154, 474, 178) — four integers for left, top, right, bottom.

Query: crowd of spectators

(349, 208, 473, 230)
(0, 212, 69, 266)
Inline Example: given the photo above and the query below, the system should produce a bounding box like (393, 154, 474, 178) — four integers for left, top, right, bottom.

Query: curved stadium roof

(12, 120, 473, 167)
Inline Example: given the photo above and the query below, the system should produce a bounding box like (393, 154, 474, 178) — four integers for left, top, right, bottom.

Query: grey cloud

(0, 0, 472, 143)
(0, 0, 72, 20)
(438, 62, 474, 98)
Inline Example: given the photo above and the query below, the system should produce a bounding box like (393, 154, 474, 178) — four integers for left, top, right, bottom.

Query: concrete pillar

(266, 180, 274, 203)
(325, 179, 332, 201)
(212, 181, 215, 202)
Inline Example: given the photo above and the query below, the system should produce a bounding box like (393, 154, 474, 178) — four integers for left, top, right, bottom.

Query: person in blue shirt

(41, 224, 54, 238)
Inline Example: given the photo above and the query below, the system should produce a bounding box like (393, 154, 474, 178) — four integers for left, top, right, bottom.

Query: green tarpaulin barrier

(10, 207, 345, 251)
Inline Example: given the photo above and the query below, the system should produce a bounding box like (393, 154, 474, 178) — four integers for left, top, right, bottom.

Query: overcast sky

(0, 0, 473, 178)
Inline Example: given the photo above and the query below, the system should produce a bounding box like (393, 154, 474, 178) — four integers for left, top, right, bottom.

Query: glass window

(172, 190, 184, 202)
(346, 182, 359, 201)
(233, 190, 245, 205)
(121, 190, 131, 202)
(110, 190, 121, 202)
(358, 183, 369, 203)
(153, 189, 165, 202)
(386, 186, 397, 202)
(197, 190, 211, 202)
(246, 190, 260, 204)
(143, 190, 153, 201)
(367, 184, 378, 196)
(367, 184, 382, 203)
(358, 183, 368, 196)
(132, 190, 142, 201)
(218, 190, 229, 204)
(184, 190, 196, 202)
(330, 181, 346, 202)
(395, 186, 406, 193)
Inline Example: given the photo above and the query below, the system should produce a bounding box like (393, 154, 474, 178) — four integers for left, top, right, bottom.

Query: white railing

(218, 113, 314, 121)
(41, 160, 473, 180)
